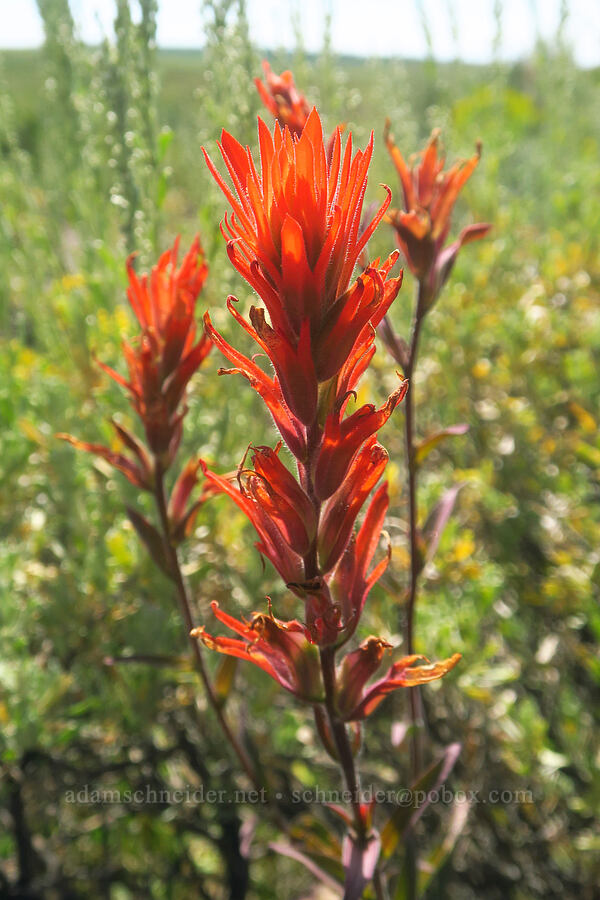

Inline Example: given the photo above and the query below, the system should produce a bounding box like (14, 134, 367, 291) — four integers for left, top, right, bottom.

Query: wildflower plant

(57, 60, 482, 900)
(59, 237, 260, 790)
(198, 105, 460, 895)
(380, 120, 491, 747)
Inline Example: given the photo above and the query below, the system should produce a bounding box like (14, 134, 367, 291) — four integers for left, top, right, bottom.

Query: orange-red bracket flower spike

(59, 237, 211, 488)
(202, 110, 396, 427)
(384, 120, 491, 309)
(254, 60, 311, 138)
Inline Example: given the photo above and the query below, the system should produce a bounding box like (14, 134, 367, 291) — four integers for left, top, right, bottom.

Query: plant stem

(300, 427, 367, 848)
(319, 646, 366, 841)
(152, 460, 260, 791)
(401, 283, 427, 900)
(373, 869, 387, 900)
(403, 284, 426, 779)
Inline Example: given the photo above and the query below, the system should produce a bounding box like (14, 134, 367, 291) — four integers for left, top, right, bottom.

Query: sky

(0, 0, 598, 67)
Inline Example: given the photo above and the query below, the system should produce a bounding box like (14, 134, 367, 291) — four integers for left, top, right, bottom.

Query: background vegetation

(1, 0, 599, 897)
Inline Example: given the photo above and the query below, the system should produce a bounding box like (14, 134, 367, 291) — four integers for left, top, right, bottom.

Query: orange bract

(192, 601, 324, 702)
(337, 643, 462, 721)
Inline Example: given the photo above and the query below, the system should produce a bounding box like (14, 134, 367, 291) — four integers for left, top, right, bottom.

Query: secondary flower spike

(384, 120, 491, 309)
(255, 60, 311, 138)
(255, 60, 343, 162)
(59, 237, 211, 488)
(101, 237, 211, 458)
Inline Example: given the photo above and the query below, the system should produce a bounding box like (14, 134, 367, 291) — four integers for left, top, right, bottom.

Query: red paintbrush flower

(59, 237, 211, 492)
(192, 601, 324, 702)
(200, 112, 409, 646)
(100, 236, 211, 458)
(254, 60, 343, 162)
(384, 121, 491, 308)
(254, 60, 311, 139)
(203, 110, 401, 427)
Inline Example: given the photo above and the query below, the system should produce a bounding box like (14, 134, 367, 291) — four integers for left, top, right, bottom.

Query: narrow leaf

(414, 423, 469, 465)
(269, 842, 343, 894)
(378, 316, 409, 370)
(381, 743, 462, 859)
(422, 483, 465, 565)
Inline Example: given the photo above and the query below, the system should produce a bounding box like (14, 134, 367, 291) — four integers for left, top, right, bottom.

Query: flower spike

(384, 120, 491, 309)
(60, 237, 211, 486)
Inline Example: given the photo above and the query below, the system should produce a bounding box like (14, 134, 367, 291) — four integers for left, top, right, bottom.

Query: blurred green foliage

(0, 0, 599, 897)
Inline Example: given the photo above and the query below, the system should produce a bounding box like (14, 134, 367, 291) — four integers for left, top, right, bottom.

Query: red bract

(328, 483, 392, 644)
(384, 121, 491, 308)
(337, 641, 462, 721)
(59, 422, 153, 491)
(200, 451, 307, 586)
(192, 601, 324, 702)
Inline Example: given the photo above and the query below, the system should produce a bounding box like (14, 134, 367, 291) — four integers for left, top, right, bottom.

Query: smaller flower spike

(254, 60, 342, 162)
(191, 601, 324, 702)
(255, 60, 311, 139)
(99, 237, 211, 458)
(336, 640, 462, 721)
(384, 120, 491, 309)
(59, 237, 211, 490)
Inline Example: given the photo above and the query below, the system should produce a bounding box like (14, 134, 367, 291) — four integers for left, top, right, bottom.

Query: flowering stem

(300, 428, 368, 849)
(152, 460, 260, 791)
(319, 646, 366, 840)
(400, 284, 428, 900)
(403, 283, 426, 779)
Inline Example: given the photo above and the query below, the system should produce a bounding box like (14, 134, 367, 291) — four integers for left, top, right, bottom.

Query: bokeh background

(0, 1, 599, 897)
